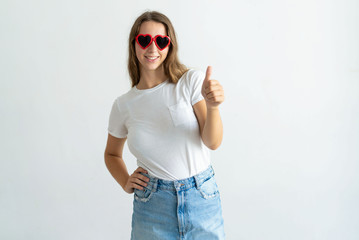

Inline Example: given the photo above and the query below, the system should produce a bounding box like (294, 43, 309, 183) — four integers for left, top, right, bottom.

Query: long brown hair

(127, 10, 189, 88)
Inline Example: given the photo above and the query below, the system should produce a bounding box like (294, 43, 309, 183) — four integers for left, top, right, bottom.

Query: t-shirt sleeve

(188, 69, 205, 106)
(107, 99, 128, 138)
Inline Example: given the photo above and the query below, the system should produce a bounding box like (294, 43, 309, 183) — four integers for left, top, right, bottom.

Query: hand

(201, 66, 225, 109)
(124, 167, 150, 194)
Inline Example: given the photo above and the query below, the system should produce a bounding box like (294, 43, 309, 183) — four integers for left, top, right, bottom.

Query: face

(135, 21, 170, 73)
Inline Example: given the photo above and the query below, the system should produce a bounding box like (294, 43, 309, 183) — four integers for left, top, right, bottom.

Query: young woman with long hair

(104, 10, 225, 239)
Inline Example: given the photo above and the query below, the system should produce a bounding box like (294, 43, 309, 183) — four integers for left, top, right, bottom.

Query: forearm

(202, 107, 223, 150)
(104, 154, 130, 190)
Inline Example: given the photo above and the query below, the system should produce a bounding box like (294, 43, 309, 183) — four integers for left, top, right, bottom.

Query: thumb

(204, 66, 212, 82)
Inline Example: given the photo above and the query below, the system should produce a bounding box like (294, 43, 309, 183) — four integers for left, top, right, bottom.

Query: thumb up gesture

(201, 66, 225, 109)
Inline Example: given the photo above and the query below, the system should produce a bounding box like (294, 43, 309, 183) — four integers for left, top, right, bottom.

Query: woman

(104, 10, 225, 239)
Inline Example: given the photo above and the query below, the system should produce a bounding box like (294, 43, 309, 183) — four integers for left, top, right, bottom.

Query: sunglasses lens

(155, 36, 170, 50)
(137, 35, 152, 48)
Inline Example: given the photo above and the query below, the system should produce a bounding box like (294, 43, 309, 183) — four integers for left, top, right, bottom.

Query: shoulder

(116, 86, 137, 102)
(180, 68, 205, 87)
(185, 68, 205, 79)
(112, 90, 133, 112)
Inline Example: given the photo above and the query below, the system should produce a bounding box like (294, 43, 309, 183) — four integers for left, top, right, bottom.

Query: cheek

(135, 46, 144, 59)
(161, 49, 169, 59)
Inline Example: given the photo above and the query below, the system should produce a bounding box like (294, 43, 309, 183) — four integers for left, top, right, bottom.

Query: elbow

(202, 137, 222, 150)
(208, 143, 221, 150)
(208, 137, 223, 150)
(201, 133, 223, 150)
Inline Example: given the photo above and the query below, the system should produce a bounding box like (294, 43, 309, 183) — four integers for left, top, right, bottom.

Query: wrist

(207, 106, 219, 111)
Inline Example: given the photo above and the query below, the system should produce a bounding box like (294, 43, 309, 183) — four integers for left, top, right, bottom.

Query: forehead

(138, 21, 167, 36)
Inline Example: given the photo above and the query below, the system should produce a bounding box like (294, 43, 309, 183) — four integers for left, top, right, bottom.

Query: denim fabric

(130, 165, 225, 240)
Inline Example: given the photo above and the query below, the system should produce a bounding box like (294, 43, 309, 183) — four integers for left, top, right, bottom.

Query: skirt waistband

(140, 165, 215, 192)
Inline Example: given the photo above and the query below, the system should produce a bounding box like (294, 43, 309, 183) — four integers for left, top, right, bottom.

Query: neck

(137, 66, 167, 89)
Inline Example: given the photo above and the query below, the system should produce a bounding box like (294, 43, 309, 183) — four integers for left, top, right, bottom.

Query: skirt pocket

(134, 182, 155, 203)
(197, 175, 220, 200)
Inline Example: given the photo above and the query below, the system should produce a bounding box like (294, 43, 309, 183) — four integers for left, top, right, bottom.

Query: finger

(205, 82, 222, 93)
(206, 80, 219, 85)
(135, 167, 148, 174)
(207, 93, 223, 101)
(132, 182, 145, 190)
(204, 66, 212, 82)
(205, 84, 222, 93)
(136, 167, 147, 172)
(131, 177, 148, 188)
(206, 90, 223, 98)
(207, 95, 224, 102)
(206, 92, 218, 99)
(134, 173, 150, 182)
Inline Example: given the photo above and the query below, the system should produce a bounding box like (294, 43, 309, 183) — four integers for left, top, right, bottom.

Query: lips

(145, 56, 159, 62)
(145, 56, 159, 59)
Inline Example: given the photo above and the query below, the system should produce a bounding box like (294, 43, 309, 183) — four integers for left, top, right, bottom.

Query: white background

(1, 0, 358, 239)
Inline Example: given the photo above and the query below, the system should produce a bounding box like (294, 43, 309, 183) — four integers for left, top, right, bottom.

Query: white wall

(1, 0, 358, 239)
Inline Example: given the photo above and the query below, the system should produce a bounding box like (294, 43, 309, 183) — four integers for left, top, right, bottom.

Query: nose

(148, 39, 157, 50)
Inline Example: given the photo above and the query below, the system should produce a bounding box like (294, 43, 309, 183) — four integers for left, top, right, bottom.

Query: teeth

(146, 56, 158, 60)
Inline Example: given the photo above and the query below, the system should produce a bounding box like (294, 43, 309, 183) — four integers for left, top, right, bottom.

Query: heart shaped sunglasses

(135, 34, 171, 51)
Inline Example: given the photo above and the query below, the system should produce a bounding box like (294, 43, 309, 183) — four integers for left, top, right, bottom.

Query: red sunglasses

(135, 34, 171, 51)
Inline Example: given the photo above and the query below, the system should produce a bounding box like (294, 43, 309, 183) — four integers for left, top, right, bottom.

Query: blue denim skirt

(130, 165, 225, 240)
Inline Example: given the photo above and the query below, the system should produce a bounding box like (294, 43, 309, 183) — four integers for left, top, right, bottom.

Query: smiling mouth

(146, 56, 159, 60)
(145, 56, 159, 62)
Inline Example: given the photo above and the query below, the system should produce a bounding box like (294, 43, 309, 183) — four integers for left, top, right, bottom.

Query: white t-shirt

(107, 69, 211, 180)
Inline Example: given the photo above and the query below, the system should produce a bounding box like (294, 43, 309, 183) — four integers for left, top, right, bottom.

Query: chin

(143, 63, 163, 71)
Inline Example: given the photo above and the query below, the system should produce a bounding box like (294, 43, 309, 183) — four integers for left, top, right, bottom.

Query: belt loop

(194, 174, 201, 189)
(211, 165, 215, 176)
(152, 178, 158, 193)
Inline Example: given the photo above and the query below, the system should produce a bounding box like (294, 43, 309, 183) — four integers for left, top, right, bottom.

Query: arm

(104, 134, 149, 193)
(104, 134, 130, 190)
(193, 100, 223, 150)
(194, 66, 225, 150)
